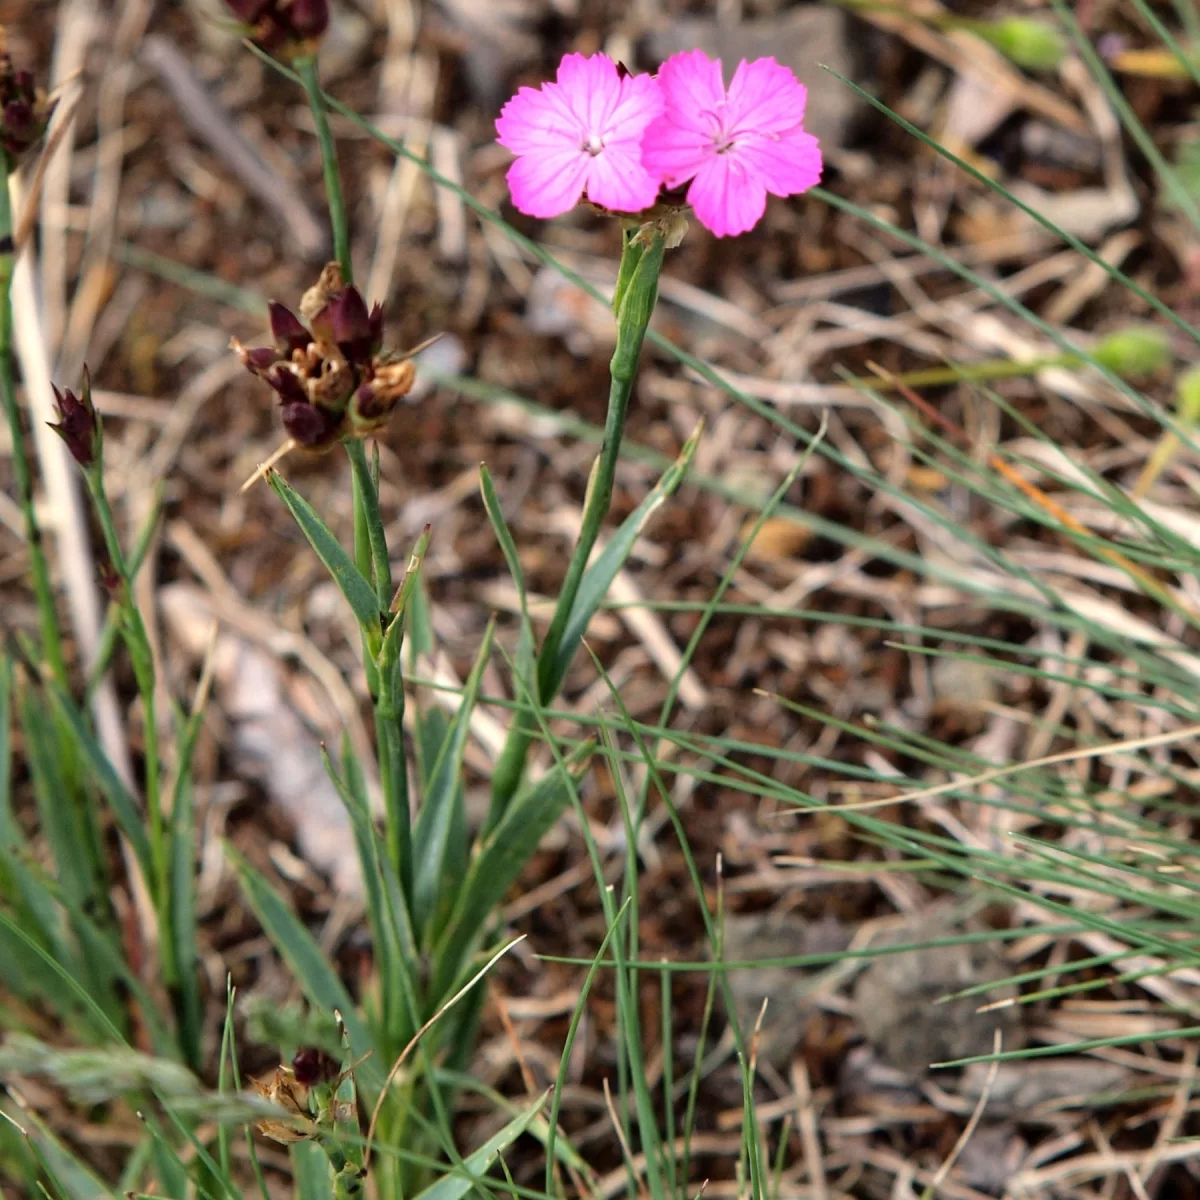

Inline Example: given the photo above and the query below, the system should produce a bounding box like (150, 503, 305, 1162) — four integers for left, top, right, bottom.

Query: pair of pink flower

(495, 49, 822, 239)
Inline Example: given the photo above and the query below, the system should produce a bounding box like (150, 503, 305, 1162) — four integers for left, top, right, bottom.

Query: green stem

(297, 54, 352, 282)
(87, 466, 165, 911)
(848, 353, 1076, 392)
(537, 229, 664, 700)
(488, 230, 665, 824)
(0, 153, 66, 686)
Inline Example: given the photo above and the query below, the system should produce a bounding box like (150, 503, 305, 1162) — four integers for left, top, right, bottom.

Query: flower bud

(281, 399, 340, 448)
(291, 1047, 339, 1087)
(236, 263, 428, 451)
(975, 17, 1067, 71)
(225, 0, 329, 58)
(269, 301, 312, 357)
(49, 368, 101, 468)
(98, 559, 124, 603)
(0, 51, 55, 165)
(349, 359, 416, 433)
(326, 286, 378, 366)
(1092, 325, 1172, 380)
(1177, 365, 1200, 427)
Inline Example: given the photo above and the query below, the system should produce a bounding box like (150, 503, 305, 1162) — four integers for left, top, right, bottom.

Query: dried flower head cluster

(495, 49, 822, 238)
(233, 263, 416, 451)
(250, 1047, 354, 1145)
(0, 38, 55, 167)
(49, 367, 100, 468)
(225, 0, 329, 58)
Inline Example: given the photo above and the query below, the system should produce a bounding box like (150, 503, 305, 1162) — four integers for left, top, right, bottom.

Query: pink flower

(495, 53, 664, 219)
(642, 50, 822, 238)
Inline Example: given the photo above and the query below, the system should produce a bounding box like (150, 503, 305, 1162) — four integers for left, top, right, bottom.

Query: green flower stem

(489, 229, 665, 822)
(86, 465, 166, 912)
(0, 151, 67, 687)
(374, 671, 412, 897)
(347, 438, 411, 886)
(297, 54, 352, 284)
(296, 52, 411, 884)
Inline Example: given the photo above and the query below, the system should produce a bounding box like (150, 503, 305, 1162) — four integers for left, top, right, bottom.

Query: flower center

(582, 131, 604, 156)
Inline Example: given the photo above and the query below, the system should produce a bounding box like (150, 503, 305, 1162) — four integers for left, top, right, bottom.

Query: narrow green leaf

(47, 683, 152, 882)
(0, 654, 12, 840)
(323, 739, 421, 1052)
(293, 1142, 335, 1200)
(550, 422, 701, 691)
(170, 682, 211, 1069)
(411, 1091, 547, 1200)
(479, 465, 536, 682)
(433, 743, 591, 997)
(412, 620, 495, 939)
(169, 773, 201, 1068)
(19, 690, 97, 906)
(0, 910, 124, 1043)
(266, 469, 382, 648)
(228, 846, 385, 1094)
(0, 1105, 115, 1200)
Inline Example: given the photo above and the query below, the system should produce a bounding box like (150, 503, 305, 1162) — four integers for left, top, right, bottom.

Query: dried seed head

(251, 1066, 314, 1144)
(49, 367, 100, 468)
(235, 264, 431, 451)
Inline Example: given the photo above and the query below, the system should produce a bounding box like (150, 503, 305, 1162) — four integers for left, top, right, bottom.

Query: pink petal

(496, 83, 583, 155)
(603, 71, 664, 143)
(506, 149, 590, 218)
(555, 52, 622, 134)
(686, 154, 767, 237)
(583, 146, 662, 212)
(724, 58, 808, 137)
(655, 49, 727, 136)
(737, 129, 823, 197)
(641, 114, 713, 188)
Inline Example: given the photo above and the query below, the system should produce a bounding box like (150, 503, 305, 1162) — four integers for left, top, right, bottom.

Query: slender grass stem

(0, 150, 66, 686)
(848, 354, 1076, 391)
(297, 54, 352, 283)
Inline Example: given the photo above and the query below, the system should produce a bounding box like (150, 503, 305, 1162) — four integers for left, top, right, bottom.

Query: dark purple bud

(281, 400, 340, 448)
(48, 368, 100, 468)
(352, 380, 385, 420)
(0, 54, 53, 164)
(241, 346, 283, 373)
(328, 287, 375, 365)
(97, 559, 124, 602)
(291, 1047, 339, 1087)
(225, 0, 272, 18)
(224, 0, 327, 55)
(265, 364, 307, 405)
(269, 302, 311, 357)
(368, 303, 385, 355)
(286, 0, 329, 38)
